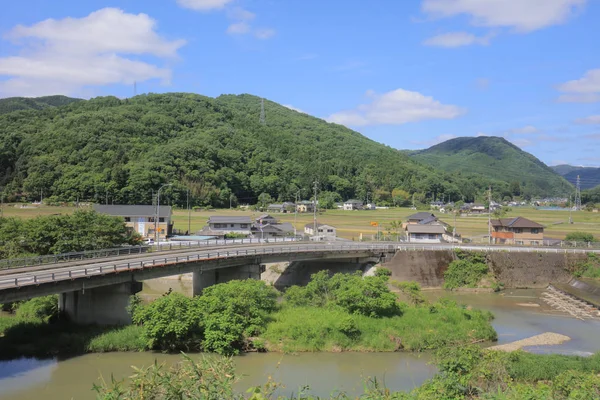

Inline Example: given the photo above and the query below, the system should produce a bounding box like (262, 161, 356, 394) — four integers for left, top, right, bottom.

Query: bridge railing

(0, 236, 305, 270)
(0, 243, 394, 290)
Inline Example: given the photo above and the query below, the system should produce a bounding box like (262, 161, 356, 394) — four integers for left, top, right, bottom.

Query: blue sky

(1, 0, 600, 168)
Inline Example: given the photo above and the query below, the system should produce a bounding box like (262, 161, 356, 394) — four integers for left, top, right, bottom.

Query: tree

(565, 232, 595, 243)
(256, 192, 273, 211)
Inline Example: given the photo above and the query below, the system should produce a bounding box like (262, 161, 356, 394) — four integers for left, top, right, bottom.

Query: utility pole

(156, 184, 172, 246)
(453, 210, 457, 239)
(569, 194, 573, 224)
(187, 188, 191, 235)
(229, 194, 233, 209)
(313, 181, 318, 238)
(294, 190, 300, 237)
(366, 191, 370, 206)
(575, 175, 582, 211)
(488, 186, 492, 244)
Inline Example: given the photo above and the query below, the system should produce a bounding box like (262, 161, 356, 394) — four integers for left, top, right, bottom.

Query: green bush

(566, 231, 596, 243)
(198, 279, 278, 355)
(391, 281, 427, 305)
(132, 292, 203, 351)
(14, 295, 58, 322)
(87, 325, 147, 352)
(443, 259, 489, 289)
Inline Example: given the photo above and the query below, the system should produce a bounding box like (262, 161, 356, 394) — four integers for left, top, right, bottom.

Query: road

(0, 242, 597, 292)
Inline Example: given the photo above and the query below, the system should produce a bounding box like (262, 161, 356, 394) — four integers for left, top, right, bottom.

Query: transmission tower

(259, 98, 266, 125)
(575, 175, 582, 211)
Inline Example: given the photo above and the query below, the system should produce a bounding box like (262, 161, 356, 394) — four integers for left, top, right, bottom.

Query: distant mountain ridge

(409, 136, 573, 197)
(552, 165, 600, 190)
(0, 95, 82, 114)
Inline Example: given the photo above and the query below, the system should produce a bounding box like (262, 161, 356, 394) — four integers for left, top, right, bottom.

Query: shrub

(374, 268, 392, 277)
(132, 292, 203, 351)
(566, 231, 596, 243)
(390, 281, 427, 305)
(197, 279, 278, 355)
(15, 295, 58, 322)
(87, 325, 147, 352)
(443, 259, 489, 289)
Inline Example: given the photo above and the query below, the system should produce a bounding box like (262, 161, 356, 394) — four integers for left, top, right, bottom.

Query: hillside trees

(0, 93, 534, 206)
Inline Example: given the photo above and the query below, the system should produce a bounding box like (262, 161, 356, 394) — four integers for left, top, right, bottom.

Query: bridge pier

(192, 264, 262, 296)
(59, 281, 142, 325)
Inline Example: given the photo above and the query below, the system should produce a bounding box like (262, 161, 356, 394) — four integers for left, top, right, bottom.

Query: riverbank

(0, 273, 497, 359)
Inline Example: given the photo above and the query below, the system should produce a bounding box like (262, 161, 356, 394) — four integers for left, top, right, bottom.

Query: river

(1, 288, 599, 399)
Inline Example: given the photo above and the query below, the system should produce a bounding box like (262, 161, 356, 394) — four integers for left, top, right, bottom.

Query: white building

(406, 224, 445, 243)
(206, 216, 252, 235)
(343, 199, 363, 210)
(304, 223, 337, 238)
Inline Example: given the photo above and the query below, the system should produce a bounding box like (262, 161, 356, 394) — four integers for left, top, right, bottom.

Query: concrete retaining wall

(381, 250, 589, 288)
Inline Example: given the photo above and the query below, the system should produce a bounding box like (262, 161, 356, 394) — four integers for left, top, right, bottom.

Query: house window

(148, 217, 155, 222)
(318, 229, 323, 233)
(240, 224, 248, 229)
(513, 228, 523, 234)
(230, 224, 234, 228)
(516, 240, 524, 245)
(428, 234, 437, 239)
(124, 217, 131, 222)
(531, 241, 539, 245)
(531, 228, 540, 234)
(159, 217, 165, 223)
(327, 229, 333, 233)
(213, 223, 226, 229)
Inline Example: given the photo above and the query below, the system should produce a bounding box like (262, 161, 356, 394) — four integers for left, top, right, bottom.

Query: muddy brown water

(1, 284, 599, 399)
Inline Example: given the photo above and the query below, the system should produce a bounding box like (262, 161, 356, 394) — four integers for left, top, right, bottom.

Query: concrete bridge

(0, 243, 394, 324)
(1, 242, 598, 325)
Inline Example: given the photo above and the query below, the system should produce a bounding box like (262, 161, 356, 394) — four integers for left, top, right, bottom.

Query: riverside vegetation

(92, 346, 600, 399)
(0, 269, 496, 358)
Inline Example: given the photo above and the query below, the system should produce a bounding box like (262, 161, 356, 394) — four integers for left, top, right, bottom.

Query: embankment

(381, 250, 589, 288)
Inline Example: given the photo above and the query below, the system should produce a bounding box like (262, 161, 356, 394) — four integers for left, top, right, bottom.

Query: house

(430, 201, 445, 209)
(406, 224, 446, 243)
(296, 201, 315, 213)
(365, 203, 377, 210)
(253, 222, 295, 238)
(256, 214, 278, 225)
(343, 199, 363, 210)
(206, 216, 252, 235)
(470, 203, 487, 214)
(93, 204, 172, 239)
(490, 217, 544, 245)
(406, 212, 437, 225)
(267, 202, 296, 213)
(304, 223, 337, 238)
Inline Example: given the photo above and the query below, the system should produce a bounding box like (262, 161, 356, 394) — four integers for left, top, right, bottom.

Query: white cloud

(327, 88, 465, 127)
(510, 125, 538, 134)
(0, 8, 185, 98)
(557, 93, 600, 103)
(423, 31, 494, 47)
(558, 69, 600, 93)
(556, 69, 600, 103)
(227, 7, 255, 21)
(283, 104, 305, 113)
(227, 22, 251, 35)
(176, 0, 233, 11)
(575, 115, 600, 124)
(254, 28, 276, 39)
(422, 0, 587, 32)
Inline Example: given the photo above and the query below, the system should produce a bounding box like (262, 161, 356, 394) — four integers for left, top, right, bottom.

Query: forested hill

(409, 136, 573, 197)
(0, 93, 543, 207)
(552, 165, 600, 190)
(0, 95, 82, 115)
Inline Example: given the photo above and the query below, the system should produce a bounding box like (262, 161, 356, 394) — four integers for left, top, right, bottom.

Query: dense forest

(0, 93, 561, 207)
(552, 164, 600, 190)
(0, 95, 82, 115)
(409, 136, 574, 197)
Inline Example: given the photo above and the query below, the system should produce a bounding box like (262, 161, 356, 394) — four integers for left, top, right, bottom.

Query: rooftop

(490, 217, 544, 229)
(407, 224, 446, 234)
(304, 223, 335, 229)
(93, 204, 172, 218)
(208, 216, 252, 224)
(344, 199, 363, 204)
(407, 212, 436, 221)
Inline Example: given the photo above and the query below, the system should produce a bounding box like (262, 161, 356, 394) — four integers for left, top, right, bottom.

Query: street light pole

(156, 184, 172, 247)
(294, 190, 300, 237)
(187, 188, 191, 235)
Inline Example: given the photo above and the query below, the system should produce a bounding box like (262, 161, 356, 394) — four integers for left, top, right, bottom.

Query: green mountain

(409, 136, 573, 197)
(0, 95, 82, 115)
(552, 165, 600, 190)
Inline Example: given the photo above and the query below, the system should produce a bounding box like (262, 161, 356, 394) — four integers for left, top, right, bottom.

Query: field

(3, 204, 600, 241)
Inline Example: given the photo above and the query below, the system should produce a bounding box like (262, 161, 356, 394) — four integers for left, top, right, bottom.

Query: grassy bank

(262, 301, 496, 353)
(91, 348, 600, 399)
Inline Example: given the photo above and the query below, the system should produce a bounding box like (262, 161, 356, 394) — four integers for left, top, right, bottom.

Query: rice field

(3, 203, 597, 241)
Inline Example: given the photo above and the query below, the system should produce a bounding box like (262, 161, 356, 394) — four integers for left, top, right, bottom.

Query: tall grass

(262, 300, 496, 353)
(506, 351, 600, 381)
(87, 325, 146, 352)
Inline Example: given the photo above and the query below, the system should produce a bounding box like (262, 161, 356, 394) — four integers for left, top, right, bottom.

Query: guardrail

(0, 243, 392, 290)
(0, 237, 304, 270)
